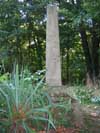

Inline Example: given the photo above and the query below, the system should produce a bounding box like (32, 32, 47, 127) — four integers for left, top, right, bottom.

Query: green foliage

(0, 0, 100, 84)
(22, 69, 46, 85)
(0, 66, 71, 132)
(0, 73, 9, 83)
(83, 0, 100, 20)
(0, 0, 46, 72)
(75, 86, 93, 104)
(0, 66, 52, 132)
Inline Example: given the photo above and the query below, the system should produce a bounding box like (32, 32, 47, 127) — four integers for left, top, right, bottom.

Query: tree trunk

(34, 38, 43, 70)
(37, 38, 43, 70)
(79, 24, 94, 87)
(91, 20, 99, 84)
(66, 48, 69, 84)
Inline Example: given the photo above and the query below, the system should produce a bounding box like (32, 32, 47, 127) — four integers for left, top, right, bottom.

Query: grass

(0, 66, 54, 132)
(0, 66, 71, 132)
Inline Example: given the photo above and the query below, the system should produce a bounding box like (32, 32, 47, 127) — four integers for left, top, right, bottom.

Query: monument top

(47, 2, 59, 7)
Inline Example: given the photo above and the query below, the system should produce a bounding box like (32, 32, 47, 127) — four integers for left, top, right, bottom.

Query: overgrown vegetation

(0, 0, 100, 85)
(75, 86, 93, 104)
(0, 66, 71, 132)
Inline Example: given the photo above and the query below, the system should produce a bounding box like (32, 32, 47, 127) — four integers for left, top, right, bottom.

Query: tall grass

(0, 66, 54, 132)
(0, 66, 71, 132)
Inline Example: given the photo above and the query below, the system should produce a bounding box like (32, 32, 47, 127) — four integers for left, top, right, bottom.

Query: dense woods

(0, 0, 100, 86)
(1, 1, 100, 132)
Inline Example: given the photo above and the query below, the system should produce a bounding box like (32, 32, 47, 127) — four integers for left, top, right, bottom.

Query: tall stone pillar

(46, 4, 62, 86)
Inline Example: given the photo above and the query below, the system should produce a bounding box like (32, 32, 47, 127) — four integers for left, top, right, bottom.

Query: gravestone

(46, 4, 62, 86)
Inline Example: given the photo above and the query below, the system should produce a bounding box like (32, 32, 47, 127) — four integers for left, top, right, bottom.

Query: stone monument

(46, 4, 62, 86)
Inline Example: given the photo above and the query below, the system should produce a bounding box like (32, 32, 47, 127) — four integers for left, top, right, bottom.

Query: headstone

(46, 4, 62, 86)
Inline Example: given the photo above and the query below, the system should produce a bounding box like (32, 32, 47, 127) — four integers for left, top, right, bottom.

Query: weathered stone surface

(46, 4, 62, 86)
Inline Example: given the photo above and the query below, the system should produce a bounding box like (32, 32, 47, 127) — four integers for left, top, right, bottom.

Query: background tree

(0, 0, 100, 86)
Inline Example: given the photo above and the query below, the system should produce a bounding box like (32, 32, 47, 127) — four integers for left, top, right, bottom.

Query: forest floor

(43, 86, 100, 133)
